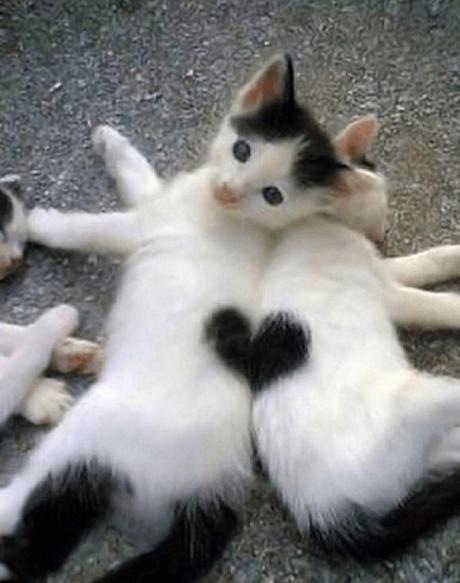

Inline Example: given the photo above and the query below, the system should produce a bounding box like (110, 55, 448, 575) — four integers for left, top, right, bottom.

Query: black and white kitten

(0, 175, 26, 280)
(0, 55, 350, 582)
(210, 70, 460, 558)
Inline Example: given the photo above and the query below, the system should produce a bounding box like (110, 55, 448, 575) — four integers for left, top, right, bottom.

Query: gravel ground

(0, 0, 459, 581)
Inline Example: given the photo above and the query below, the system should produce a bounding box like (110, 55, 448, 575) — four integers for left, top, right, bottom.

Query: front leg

(385, 245, 460, 288)
(28, 208, 143, 257)
(386, 284, 460, 329)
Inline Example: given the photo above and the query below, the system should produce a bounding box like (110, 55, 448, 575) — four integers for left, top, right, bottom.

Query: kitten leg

(0, 323, 103, 374)
(28, 207, 144, 256)
(0, 305, 78, 426)
(386, 285, 460, 329)
(385, 245, 460, 287)
(92, 125, 162, 207)
(18, 378, 74, 425)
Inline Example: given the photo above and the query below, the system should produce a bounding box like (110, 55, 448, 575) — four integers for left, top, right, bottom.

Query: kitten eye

(262, 186, 284, 206)
(232, 139, 251, 163)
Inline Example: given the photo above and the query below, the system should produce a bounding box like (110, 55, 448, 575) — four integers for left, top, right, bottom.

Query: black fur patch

(310, 468, 460, 560)
(0, 460, 122, 579)
(231, 55, 343, 189)
(96, 503, 239, 582)
(204, 307, 252, 377)
(0, 190, 13, 231)
(249, 312, 311, 393)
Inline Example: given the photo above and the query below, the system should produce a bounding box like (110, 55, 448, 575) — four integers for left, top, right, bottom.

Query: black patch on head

(0, 460, 124, 579)
(0, 190, 13, 232)
(96, 502, 239, 582)
(310, 467, 460, 561)
(204, 307, 252, 377)
(231, 55, 344, 189)
(249, 312, 311, 393)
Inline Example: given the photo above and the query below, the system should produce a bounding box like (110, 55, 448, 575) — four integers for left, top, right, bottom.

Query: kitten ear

(234, 54, 295, 115)
(335, 167, 379, 199)
(334, 115, 379, 161)
(0, 174, 22, 198)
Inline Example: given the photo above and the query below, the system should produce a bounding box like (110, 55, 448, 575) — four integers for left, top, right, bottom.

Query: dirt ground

(0, 0, 459, 581)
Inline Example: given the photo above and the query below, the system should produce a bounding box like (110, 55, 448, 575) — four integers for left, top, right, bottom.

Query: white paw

(0, 563, 12, 580)
(21, 379, 74, 425)
(92, 125, 124, 157)
(51, 337, 103, 374)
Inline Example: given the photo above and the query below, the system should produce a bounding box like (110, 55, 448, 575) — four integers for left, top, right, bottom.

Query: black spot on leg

(249, 312, 310, 393)
(204, 307, 252, 377)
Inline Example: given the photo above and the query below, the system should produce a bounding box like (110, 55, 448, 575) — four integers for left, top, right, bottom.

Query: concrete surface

(0, 0, 459, 581)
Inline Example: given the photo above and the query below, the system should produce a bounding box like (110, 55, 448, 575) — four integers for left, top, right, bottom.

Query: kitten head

(0, 174, 27, 280)
(208, 54, 349, 229)
(332, 115, 388, 242)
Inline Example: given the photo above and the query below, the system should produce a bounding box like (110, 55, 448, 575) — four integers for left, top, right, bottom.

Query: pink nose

(214, 183, 241, 207)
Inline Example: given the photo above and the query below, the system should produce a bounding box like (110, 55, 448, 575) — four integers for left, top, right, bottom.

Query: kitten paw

(92, 125, 124, 157)
(51, 337, 103, 374)
(20, 379, 74, 425)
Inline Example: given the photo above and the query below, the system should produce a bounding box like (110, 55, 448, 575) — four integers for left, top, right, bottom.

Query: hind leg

(18, 378, 74, 425)
(92, 125, 162, 207)
(0, 389, 126, 580)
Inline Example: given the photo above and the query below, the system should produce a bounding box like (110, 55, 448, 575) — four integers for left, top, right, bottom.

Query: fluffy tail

(0, 460, 121, 580)
(96, 502, 239, 583)
(311, 468, 460, 559)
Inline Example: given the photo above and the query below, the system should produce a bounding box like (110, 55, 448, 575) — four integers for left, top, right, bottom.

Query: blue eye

(232, 139, 251, 163)
(262, 186, 284, 206)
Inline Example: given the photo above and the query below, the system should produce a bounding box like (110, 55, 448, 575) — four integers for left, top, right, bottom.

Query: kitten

(0, 175, 27, 280)
(209, 56, 460, 558)
(0, 56, 350, 582)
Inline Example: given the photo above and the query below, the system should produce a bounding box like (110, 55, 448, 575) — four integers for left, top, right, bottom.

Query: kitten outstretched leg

(385, 245, 460, 287)
(0, 305, 78, 426)
(386, 285, 460, 329)
(0, 322, 103, 374)
(28, 208, 142, 256)
(92, 125, 162, 207)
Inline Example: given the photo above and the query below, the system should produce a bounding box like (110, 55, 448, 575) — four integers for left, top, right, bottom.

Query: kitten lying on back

(0, 55, 363, 582)
(210, 55, 460, 558)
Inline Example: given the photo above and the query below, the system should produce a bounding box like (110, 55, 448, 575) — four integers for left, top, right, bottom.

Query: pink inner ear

(334, 116, 378, 160)
(242, 62, 282, 109)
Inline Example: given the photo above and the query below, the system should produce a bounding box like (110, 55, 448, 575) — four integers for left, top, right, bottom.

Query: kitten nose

(214, 182, 241, 206)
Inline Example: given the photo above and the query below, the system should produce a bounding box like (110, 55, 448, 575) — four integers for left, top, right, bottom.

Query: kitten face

(207, 55, 346, 229)
(332, 115, 388, 242)
(0, 175, 27, 280)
